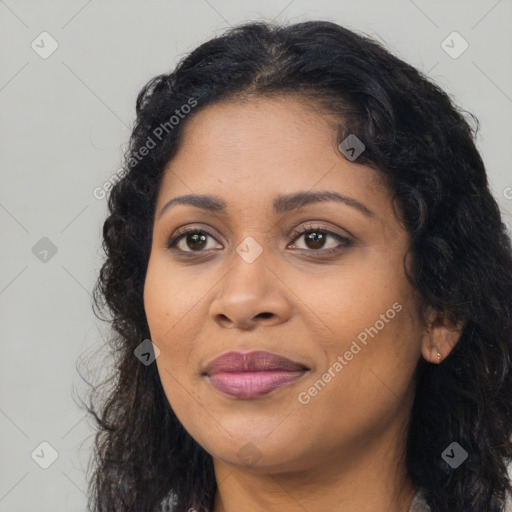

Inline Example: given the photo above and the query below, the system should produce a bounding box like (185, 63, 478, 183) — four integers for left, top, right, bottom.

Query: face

(143, 95, 428, 474)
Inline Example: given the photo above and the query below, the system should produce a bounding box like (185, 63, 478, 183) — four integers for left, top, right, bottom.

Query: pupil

(188, 232, 207, 250)
(307, 232, 324, 249)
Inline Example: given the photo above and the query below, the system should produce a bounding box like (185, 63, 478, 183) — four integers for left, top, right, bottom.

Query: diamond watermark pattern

(441, 441, 468, 469)
(236, 236, 263, 263)
(31, 31, 59, 59)
(134, 339, 161, 365)
(32, 237, 58, 263)
(338, 134, 366, 161)
(441, 31, 469, 59)
(31, 441, 59, 469)
(237, 442, 262, 467)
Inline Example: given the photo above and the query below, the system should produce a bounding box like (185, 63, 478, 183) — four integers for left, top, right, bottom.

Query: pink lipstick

(203, 350, 309, 399)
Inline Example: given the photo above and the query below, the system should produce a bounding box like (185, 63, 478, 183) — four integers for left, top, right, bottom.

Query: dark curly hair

(83, 19, 512, 512)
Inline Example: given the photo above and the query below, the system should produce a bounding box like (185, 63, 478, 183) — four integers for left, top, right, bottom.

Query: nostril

(258, 312, 273, 319)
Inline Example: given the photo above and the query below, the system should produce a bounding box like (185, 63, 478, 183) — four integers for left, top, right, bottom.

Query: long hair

(84, 20, 512, 512)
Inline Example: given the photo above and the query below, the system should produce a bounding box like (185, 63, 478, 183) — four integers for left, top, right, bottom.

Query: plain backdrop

(1, 1, 511, 510)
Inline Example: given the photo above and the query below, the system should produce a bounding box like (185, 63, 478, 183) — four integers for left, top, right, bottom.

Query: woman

(86, 20, 512, 512)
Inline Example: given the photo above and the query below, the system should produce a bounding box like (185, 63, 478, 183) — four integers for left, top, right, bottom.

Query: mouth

(202, 350, 310, 399)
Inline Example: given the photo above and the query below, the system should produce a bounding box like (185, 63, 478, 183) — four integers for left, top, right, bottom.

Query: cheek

(144, 258, 205, 339)
(296, 259, 421, 409)
(291, 256, 411, 349)
(332, 301, 420, 404)
(292, 311, 421, 457)
(143, 262, 206, 391)
(144, 268, 206, 435)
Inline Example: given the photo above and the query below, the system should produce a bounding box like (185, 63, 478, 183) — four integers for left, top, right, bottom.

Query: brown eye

(167, 229, 221, 252)
(303, 231, 328, 250)
(289, 225, 351, 255)
(182, 232, 208, 251)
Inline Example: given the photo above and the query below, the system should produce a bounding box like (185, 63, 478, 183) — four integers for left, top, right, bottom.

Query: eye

(167, 228, 222, 253)
(288, 223, 352, 255)
(166, 223, 352, 256)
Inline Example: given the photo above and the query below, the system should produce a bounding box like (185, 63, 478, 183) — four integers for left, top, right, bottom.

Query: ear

(420, 307, 464, 364)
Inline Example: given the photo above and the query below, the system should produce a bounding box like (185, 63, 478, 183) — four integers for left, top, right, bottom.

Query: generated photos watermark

(126, 97, 198, 168)
(93, 97, 198, 200)
(298, 301, 403, 404)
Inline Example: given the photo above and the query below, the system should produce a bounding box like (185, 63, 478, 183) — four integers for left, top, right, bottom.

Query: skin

(143, 95, 462, 512)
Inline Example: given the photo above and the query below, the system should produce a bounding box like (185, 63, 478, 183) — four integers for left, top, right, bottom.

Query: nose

(208, 248, 292, 330)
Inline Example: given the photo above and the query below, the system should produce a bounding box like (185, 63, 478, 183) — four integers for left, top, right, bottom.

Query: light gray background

(1, 1, 511, 510)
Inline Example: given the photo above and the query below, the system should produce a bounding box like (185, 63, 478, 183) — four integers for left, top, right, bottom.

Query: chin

(184, 413, 319, 473)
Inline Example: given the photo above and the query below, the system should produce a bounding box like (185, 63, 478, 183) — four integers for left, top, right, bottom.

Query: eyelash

(167, 223, 352, 257)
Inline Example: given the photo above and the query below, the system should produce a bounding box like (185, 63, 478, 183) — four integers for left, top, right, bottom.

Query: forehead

(158, 95, 389, 205)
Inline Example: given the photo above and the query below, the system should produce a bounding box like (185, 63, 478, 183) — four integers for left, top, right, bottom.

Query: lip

(203, 350, 309, 399)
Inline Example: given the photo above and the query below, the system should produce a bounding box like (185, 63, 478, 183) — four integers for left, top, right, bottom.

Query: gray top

(409, 489, 431, 512)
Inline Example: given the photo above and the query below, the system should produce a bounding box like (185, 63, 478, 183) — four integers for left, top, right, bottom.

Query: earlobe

(420, 309, 464, 364)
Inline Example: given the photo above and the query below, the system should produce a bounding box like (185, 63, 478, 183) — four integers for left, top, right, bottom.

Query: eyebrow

(158, 190, 375, 219)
